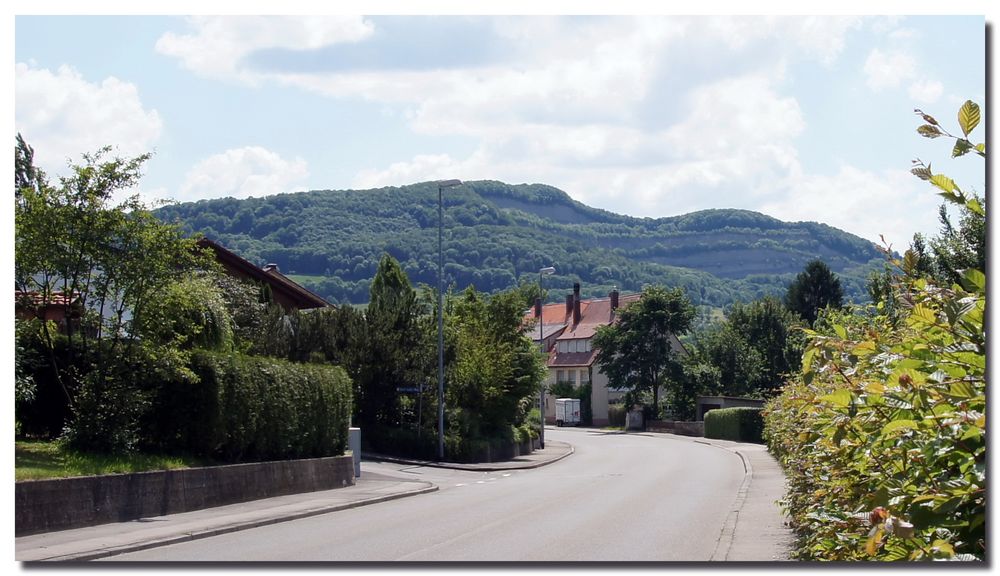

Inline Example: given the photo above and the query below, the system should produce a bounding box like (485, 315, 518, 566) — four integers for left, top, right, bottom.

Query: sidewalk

(636, 431, 795, 561)
(15, 441, 574, 562)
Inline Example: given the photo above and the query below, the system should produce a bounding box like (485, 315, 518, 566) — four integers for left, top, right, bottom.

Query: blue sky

(12, 8, 990, 251)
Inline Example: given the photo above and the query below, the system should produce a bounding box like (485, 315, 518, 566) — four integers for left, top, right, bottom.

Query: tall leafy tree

(446, 286, 545, 442)
(593, 285, 695, 418)
(726, 297, 804, 394)
(14, 137, 204, 451)
(356, 254, 430, 431)
(784, 260, 844, 326)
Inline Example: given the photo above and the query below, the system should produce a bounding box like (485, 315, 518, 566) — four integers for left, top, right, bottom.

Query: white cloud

(14, 63, 162, 175)
(761, 165, 940, 249)
(707, 16, 861, 65)
(155, 16, 375, 81)
(863, 48, 917, 91)
(353, 153, 463, 189)
(908, 79, 944, 104)
(176, 147, 309, 202)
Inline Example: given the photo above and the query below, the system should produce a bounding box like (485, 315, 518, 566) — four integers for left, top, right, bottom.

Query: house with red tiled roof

(527, 283, 686, 426)
(15, 291, 83, 333)
(197, 238, 331, 311)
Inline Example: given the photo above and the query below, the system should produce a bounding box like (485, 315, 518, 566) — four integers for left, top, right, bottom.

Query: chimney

(263, 263, 279, 273)
(534, 297, 542, 318)
(610, 287, 619, 311)
(573, 283, 581, 325)
(566, 294, 574, 315)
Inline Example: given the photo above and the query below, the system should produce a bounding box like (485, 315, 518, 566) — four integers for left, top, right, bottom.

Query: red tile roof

(526, 290, 687, 368)
(15, 291, 80, 307)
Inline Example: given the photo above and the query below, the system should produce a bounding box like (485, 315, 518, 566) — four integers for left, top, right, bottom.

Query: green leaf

(882, 419, 918, 435)
(975, 142, 985, 155)
(929, 174, 958, 194)
(801, 346, 817, 374)
(961, 269, 986, 292)
(965, 197, 984, 216)
(932, 539, 955, 557)
(952, 139, 972, 158)
(958, 101, 980, 137)
(917, 124, 943, 139)
(852, 341, 877, 357)
(915, 110, 939, 126)
(820, 388, 852, 408)
(960, 426, 982, 441)
(866, 527, 884, 556)
(947, 381, 976, 398)
(832, 323, 847, 339)
(911, 166, 933, 181)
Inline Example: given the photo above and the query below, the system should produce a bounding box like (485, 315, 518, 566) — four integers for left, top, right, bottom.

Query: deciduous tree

(593, 285, 695, 418)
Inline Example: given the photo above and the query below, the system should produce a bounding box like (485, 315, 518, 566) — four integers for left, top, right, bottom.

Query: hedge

(704, 407, 764, 443)
(162, 351, 352, 462)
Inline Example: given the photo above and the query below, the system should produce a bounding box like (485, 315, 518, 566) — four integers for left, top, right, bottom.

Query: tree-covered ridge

(154, 180, 885, 307)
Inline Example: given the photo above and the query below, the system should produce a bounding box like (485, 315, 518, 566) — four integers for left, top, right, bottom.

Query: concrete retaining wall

(15, 455, 355, 536)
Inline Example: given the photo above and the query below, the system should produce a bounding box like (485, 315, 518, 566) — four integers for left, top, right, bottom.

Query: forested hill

(155, 180, 886, 308)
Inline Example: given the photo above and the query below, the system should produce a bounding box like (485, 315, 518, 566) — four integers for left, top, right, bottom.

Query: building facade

(529, 284, 686, 426)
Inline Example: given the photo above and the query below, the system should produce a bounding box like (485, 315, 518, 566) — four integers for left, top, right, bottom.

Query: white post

(349, 427, 361, 477)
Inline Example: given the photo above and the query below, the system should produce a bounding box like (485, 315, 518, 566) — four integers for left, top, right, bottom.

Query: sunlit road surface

(106, 427, 744, 561)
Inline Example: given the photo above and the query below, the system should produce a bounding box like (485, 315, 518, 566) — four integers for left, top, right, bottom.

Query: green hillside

(155, 180, 886, 307)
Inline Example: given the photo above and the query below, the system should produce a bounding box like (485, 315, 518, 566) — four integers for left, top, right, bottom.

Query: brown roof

(197, 238, 331, 310)
(547, 350, 598, 368)
(527, 290, 687, 368)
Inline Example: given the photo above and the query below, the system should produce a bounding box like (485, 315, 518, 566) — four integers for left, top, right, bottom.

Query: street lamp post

(437, 179, 462, 461)
(538, 266, 555, 449)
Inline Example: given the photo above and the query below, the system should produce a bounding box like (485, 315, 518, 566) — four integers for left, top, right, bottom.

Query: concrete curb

(26, 482, 438, 562)
(705, 442, 754, 561)
(362, 440, 574, 472)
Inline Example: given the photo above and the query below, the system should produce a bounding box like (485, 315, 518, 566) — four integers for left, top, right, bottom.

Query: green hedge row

(148, 351, 352, 462)
(704, 407, 763, 443)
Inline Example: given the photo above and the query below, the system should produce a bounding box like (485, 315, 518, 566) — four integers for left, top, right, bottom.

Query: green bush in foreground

(704, 407, 763, 443)
(763, 101, 985, 561)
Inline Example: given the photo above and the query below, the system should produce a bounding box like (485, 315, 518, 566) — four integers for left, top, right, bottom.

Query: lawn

(15, 440, 211, 481)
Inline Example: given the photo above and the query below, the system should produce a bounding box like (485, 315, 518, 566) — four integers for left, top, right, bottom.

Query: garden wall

(15, 455, 354, 536)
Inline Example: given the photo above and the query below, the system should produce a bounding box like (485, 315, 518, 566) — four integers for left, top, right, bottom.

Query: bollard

(349, 427, 361, 477)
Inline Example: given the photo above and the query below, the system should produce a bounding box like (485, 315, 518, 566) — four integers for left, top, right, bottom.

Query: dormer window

(557, 338, 592, 353)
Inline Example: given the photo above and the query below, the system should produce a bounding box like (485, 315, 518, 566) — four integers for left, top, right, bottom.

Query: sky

(11, 5, 990, 254)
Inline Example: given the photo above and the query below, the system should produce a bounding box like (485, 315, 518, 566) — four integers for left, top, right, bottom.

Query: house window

(580, 369, 590, 384)
(556, 370, 565, 383)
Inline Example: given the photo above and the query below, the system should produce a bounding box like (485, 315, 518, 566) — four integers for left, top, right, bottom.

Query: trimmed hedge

(177, 351, 353, 462)
(704, 407, 764, 443)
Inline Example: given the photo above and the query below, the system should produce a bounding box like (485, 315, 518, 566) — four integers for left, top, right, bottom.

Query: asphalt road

(104, 427, 745, 561)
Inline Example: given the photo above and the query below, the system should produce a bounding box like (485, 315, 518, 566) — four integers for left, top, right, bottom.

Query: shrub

(704, 407, 763, 443)
(608, 403, 626, 427)
(188, 351, 353, 462)
(762, 100, 986, 562)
